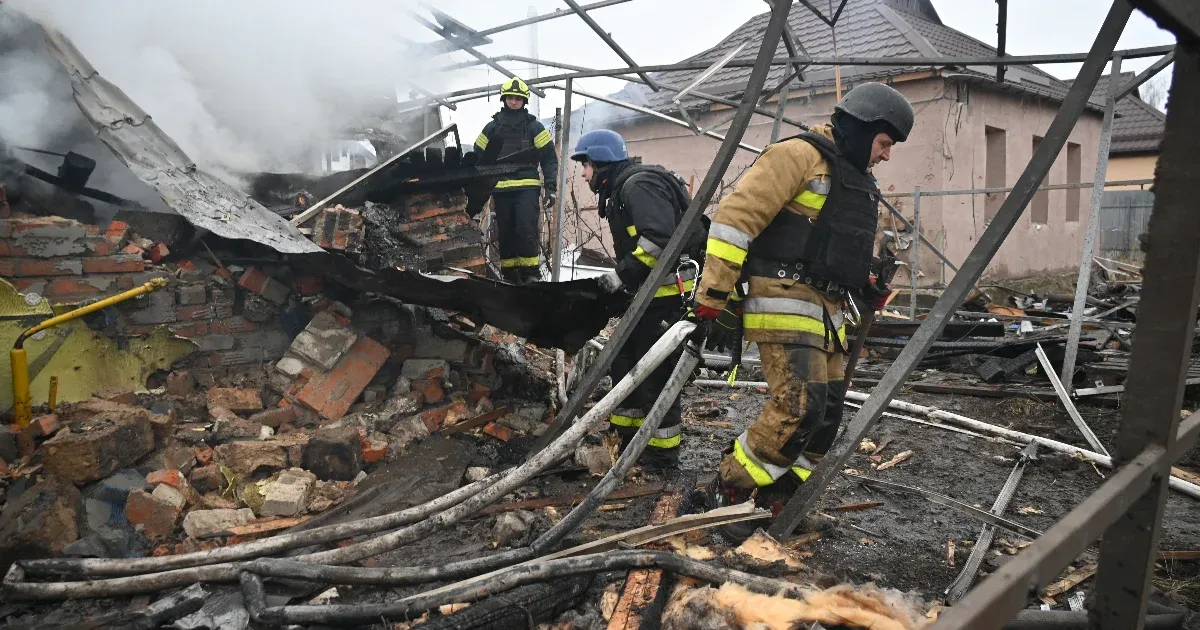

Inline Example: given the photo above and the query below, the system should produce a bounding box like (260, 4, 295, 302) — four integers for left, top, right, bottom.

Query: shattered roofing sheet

(40, 27, 324, 255)
(293, 253, 618, 354)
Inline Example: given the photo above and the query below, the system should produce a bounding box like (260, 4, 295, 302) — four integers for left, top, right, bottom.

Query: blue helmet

(571, 129, 628, 163)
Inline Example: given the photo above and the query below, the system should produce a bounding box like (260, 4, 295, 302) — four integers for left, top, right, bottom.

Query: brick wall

(0, 213, 291, 371)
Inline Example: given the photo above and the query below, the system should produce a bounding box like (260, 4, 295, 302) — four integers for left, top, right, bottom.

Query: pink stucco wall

(555, 76, 1104, 281)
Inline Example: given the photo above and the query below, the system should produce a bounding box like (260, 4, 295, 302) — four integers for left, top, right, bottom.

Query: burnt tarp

(39, 26, 323, 255)
(294, 252, 620, 354)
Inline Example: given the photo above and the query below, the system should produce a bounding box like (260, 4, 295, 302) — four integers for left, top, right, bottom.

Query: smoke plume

(2, 0, 436, 177)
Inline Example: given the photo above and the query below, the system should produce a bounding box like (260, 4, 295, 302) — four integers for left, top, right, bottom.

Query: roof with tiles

(625, 0, 1099, 115)
(1067, 71, 1166, 154)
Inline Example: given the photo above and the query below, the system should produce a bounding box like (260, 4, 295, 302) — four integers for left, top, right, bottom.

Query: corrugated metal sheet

(1099, 190, 1154, 257)
(40, 26, 323, 255)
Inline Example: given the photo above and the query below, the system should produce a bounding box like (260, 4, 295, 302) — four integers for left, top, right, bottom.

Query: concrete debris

(0, 476, 81, 568)
(303, 427, 363, 481)
(206, 387, 264, 414)
(306, 480, 349, 513)
(466, 466, 491, 483)
(575, 443, 614, 476)
(151, 483, 187, 510)
(386, 414, 430, 459)
(213, 441, 288, 476)
(260, 468, 316, 517)
(125, 488, 183, 541)
(147, 468, 199, 505)
(493, 510, 537, 548)
(188, 465, 224, 493)
(42, 405, 155, 484)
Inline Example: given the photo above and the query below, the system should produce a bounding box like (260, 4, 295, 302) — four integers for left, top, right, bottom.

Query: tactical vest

(609, 164, 708, 261)
(486, 112, 536, 165)
(745, 132, 880, 290)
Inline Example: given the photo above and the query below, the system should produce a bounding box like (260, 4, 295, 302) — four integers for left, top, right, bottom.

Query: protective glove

(597, 270, 625, 294)
(691, 304, 722, 321)
(865, 277, 891, 311)
(703, 303, 743, 353)
(542, 191, 557, 209)
(685, 305, 718, 347)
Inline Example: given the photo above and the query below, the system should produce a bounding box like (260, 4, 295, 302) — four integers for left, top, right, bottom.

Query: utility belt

(743, 256, 852, 300)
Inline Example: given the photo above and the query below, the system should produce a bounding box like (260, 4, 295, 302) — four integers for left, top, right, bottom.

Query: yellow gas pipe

(10, 278, 168, 427)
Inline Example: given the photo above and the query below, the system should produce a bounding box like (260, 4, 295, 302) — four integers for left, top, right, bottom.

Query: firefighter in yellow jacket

(694, 83, 914, 539)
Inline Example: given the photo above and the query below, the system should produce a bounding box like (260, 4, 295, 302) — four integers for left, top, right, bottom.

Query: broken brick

(193, 444, 214, 466)
(419, 398, 470, 432)
(103, 220, 129, 244)
(82, 255, 145, 274)
(248, 406, 295, 428)
(213, 441, 288, 476)
(206, 388, 263, 414)
(238, 267, 290, 305)
(468, 382, 491, 405)
(312, 206, 365, 252)
(413, 378, 445, 405)
(401, 359, 448, 381)
(148, 243, 171, 263)
(361, 432, 389, 463)
(23, 414, 60, 439)
(483, 423, 511, 442)
(146, 468, 198, 505)
(122, 243, 146, 257)
(43, 412, 155, 484)
(303, 427, 363, 481)
(296, 336, 390, 422)
(188, 465, 224, 494)
(125, 488, 181, 541)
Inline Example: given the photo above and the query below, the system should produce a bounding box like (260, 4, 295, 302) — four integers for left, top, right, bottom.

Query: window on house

(1066, 142, 1082, 222)
(985, 126, 1006, 221)
(1031, 135, 1049, 224)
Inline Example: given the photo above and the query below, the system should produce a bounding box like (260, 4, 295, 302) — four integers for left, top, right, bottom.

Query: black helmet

(835, 83, 914, 142)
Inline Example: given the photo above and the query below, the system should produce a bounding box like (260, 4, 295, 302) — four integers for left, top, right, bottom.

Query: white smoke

(3, 0, 438, 175)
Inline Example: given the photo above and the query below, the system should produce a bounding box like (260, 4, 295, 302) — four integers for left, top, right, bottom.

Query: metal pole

(770, 84, 791, 143)
(769, 0, 1132, 540)
(531, 0, 794, 456)
(561, 85, 762, 154)
(935, 37, 1200, 629)
(910, 186, 921, 320)
(1061, 54, 1122, 387)
(552, 79, 573, 283)
(561, 0, 659, 90)
(1116, 48, 1175, 100)
(881, 197, 959, 274)
(996, 0, 1008, 83)
(476, 0, 633, 37)
(1089, 41, 1197, 630)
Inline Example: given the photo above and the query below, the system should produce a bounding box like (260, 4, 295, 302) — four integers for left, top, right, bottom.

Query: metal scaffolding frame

(399, 2, 1193, 626)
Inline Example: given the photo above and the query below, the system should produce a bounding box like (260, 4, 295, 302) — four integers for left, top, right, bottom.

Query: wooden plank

(474, 483, 665, 517)
(1158, 550, 1200, 561)
(1044, 563, 1098, 598)
(440, 407, 509, 436)
(608, 488, 686, 630)
(197, 516, 310, 540)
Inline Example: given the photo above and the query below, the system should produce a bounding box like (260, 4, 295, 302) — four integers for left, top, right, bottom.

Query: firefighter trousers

(719, 342, 846, 489)
(493, 188, 542, 283)
(609, 300, 685, 465)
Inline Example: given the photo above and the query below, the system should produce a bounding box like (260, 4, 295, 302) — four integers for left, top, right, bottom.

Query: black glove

(685, 306, 714, 347)
(543, 190, 557, 209)
(703, 303, 743, 353)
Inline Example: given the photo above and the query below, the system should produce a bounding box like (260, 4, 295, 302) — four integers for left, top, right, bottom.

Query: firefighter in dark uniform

(693, 83, 914, 539)
(472, 76, 559, 284)
(571, 129, 705, 470)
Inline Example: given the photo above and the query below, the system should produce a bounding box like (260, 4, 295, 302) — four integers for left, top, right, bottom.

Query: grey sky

(428, 0, 1176, 140)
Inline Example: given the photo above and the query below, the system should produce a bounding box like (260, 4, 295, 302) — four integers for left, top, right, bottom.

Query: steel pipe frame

(476, 0, 633, 37)
(444, 54, 812, 131)
(765, 0, 810, 82)
(881, 178, 1154, 197)
(769, 0, 1133, 541)
(402, 46, 1173, 112)
(1060, 53, 1123, 389)
(797, 0, 848, 27)
(561, 0, 659, 91)
(407, 8, 548, 98)
(996, 0, 1008, 83)
(531, 0, 795, 454)
(1116, 48, 1175, 100)
(934, 11, 1200, 629)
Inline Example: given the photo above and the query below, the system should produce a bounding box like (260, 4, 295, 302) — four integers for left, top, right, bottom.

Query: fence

(1098, 189, 1154, 260)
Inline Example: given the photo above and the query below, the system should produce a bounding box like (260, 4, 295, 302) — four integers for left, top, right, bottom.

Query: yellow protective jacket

(695, 123, 847, 349)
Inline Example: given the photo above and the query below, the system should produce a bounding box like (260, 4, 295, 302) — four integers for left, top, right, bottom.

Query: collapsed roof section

(38, 26, 324, 255)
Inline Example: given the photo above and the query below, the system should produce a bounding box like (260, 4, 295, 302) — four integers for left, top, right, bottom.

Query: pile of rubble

(0, 288, 558, 567)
